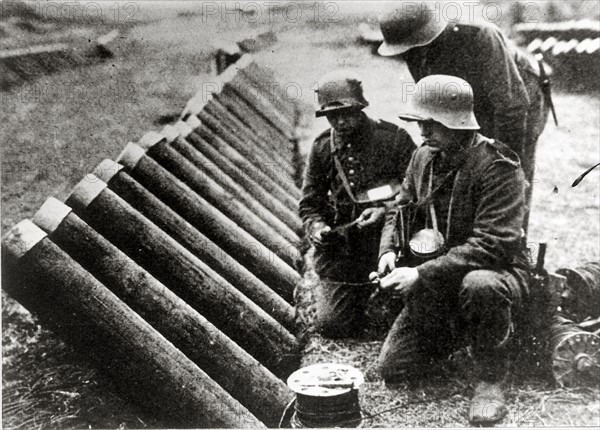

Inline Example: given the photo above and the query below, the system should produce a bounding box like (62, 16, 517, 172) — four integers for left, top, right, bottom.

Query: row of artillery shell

(112, 143, 301, 303)
(3, 215, 288, 428)
(182, 56, 304, 190)
(183, 55, 299, 152)
(527, 37, 600, 55)
(514, 20, 600, 46)
(2, 56, 305, 427)
(124, 138, 299, 266)
(525, 38, 600, 92)
(217, 53, 298, 133)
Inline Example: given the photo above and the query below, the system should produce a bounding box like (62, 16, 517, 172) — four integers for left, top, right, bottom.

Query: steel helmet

(378, 1, 449, 56)
(399, 75, 480, 130)
(315, 70, 369, 118)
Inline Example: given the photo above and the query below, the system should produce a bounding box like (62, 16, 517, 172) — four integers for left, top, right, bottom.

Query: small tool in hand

(367, 271, 386, 303)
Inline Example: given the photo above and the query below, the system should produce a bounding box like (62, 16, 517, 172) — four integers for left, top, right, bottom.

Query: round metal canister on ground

(556, 262, 600, 322)
(551, 316, 600, 387)
(286, 363, 364, 428)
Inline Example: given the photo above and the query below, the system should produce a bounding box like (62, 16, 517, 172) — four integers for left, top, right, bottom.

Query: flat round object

(553, 331, 600, 387)
(287, 363, 364, 397)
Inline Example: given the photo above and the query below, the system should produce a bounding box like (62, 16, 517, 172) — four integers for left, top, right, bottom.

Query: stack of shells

(2, 54, 308, 428)
(515, 20, 600, 92)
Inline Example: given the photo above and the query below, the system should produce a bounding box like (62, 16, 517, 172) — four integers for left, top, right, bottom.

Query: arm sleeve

(298, 140, 330, 236)
(417, 156, 526, 283)
(394, 128, 417, 182)
(478, 26, 529, 155)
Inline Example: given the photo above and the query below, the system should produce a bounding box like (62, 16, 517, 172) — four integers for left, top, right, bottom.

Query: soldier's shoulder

(453, 22, 501, 40)
(372, 118, 412, 140)
(451, 22, 483, 37)
(473, 135, 521, 168)
(310, 128, 332, 152)
(313, 128, 331, 143)
(373, 118, 400, 131)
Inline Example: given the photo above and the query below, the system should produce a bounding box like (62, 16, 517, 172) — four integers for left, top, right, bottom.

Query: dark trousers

(376, 268, 530, 382)
(312, 225, 380, 338)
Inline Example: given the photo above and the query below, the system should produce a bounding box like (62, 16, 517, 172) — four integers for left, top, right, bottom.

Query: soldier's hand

(378, 251, 397, 274)
(311, 223, 333, 247)
(356, 207, 385, 229)
(380, 267, 419, 294)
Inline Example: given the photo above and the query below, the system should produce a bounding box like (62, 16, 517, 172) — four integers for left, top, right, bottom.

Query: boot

(469, 379, 508, 425)
(469, 355, 509, 426)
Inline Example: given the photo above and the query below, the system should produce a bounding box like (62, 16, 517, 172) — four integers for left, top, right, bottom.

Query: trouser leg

(311, 232, 379, 338)
(458, 269, 528, 381)
(313, 276, 373, 338)
(376, 281, 457, 382)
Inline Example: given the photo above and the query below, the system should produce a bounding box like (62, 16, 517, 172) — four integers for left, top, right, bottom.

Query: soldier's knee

(460, 270, 511, 316)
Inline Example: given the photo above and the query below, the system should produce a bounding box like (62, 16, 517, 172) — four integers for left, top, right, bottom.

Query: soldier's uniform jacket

(379, 134, 531, 286)
(300, 114, 416, 235)
(403, 22, 542, 156)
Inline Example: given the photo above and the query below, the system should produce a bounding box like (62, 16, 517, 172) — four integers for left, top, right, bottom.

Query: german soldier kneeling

(375, 75, 532, 425)
(299, 70, 415, 338)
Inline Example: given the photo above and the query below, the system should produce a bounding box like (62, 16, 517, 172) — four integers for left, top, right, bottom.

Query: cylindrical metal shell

(113, 146, 301, 298)
(188, 120, 301, 200)
(118, 143, 298, 267)
(186, 122, 299, 210)
(204, 96, 295, 162)
(170, 132, 302, 234)
(145, 138, 301, 245)
(213, 90, 294, 154)
(205, 95, 295, 163)
(94, 160, 296, 330)
(65, 178, 300, 377)
(1, 220, 264, 429)
(32, 199, 293, 426)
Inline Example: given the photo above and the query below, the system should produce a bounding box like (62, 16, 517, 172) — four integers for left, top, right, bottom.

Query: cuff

(308, 220, 328, 237)
(378, 246, 396, 260)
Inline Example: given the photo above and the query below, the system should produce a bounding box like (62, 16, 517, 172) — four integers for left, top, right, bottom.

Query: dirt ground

(2, 2, 599, 428)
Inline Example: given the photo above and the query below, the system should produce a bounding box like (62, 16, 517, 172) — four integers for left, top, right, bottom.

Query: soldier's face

(326, 110, 363, 137)
(418, 120, 459, 154)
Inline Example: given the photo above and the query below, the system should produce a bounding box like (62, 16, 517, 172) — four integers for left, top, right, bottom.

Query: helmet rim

(315, 70, 369, 117)
(315, 102, 366, 118)
(398, 75, 480, 130)
(377, 1, 450, 57)
(378, 20, 448, 56)
(398, 112, 480, 130)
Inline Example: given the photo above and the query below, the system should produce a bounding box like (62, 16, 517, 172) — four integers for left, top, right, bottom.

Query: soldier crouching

(374, 75, 533, 425)
(299, 70, 416, 338)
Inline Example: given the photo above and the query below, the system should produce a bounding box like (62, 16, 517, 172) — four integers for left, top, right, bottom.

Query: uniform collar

(330, 113, 373, 153)
(424, 132, 477, 170)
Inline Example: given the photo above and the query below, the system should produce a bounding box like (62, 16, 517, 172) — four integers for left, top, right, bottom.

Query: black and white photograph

(1, 1, 599, 428)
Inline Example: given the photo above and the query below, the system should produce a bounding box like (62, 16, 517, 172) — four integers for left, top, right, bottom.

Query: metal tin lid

(287, 363, 364, 397)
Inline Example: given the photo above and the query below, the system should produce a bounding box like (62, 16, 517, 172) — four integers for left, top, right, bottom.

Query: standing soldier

(378, 1, 551, 228)
(376, 75, 532, 425)
(300, 70, 416, 338)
